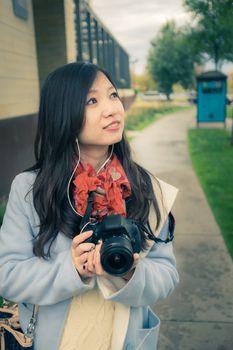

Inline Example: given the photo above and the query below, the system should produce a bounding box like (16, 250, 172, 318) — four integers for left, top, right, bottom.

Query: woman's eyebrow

(88, 85, 115, 93)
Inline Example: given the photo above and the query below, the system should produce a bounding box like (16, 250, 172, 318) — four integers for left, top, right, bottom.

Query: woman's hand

(71, 230, 96, 278)
(72, 233, 140, 281)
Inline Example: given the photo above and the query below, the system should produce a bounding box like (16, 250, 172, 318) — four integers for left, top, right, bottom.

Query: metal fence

(75, 0, 131, 88)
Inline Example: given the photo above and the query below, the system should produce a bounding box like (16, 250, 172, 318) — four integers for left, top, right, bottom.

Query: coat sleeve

(0, 174, 95, 306)
(97, 218, 179, 307)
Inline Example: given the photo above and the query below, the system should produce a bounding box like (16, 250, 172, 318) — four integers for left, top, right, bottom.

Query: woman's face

(78, 71, 125, 149)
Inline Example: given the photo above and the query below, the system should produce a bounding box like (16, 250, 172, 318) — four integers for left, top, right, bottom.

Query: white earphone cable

(67, 138, 82, 217)
(66, 140, 114, 217)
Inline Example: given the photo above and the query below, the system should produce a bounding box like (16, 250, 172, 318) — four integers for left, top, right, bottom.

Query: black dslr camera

(80, 192, 175, 277)
(83, 214, 141, 277)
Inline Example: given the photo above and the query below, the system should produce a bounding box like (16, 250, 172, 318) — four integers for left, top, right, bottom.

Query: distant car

(226, 96, 233, 105)
(187, 93, 197, 104)
(142, 91, 167, 101)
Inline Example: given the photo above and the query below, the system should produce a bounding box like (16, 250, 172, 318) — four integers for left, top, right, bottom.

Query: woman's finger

(74, 243, 95, 256)
(76, 252, 89, 264)
(86, 249, 95, 273)
(72, 230, 93, 248)
(94, 246, 101, 274)
(133, 253, 140, 264)
(94, 243, 105, 275)
(80, 263, 95, 277)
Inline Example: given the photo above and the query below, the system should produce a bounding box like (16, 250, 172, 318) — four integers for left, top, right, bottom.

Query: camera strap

(80, 192, 175, 244)
(133, 212, 175, 244)
(80, 191, 95, 229)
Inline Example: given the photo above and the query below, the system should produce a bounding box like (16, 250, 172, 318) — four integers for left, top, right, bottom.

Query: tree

(133, 72, 157, 92)
(174, 25, 200, 89)
(147, 21, 196, 99)
(184, 0, 233, 69)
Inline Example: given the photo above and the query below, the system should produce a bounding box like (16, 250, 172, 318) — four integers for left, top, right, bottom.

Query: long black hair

(26, 62, 161, 258)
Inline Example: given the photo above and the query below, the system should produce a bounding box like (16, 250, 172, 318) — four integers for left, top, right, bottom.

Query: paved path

(130, 108, 233, 350)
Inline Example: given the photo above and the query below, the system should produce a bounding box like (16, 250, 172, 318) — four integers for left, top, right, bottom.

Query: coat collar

(141, 176, 179, 258)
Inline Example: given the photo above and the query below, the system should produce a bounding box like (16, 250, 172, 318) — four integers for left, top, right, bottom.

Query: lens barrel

(100, 235, 134, 276)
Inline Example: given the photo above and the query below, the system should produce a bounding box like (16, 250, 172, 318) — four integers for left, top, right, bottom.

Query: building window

(12, 0, 28, 21)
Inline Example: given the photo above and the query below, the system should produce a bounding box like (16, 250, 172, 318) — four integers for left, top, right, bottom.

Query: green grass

(125, 105, 190, 131)
(227, 105, 233, 119)
(188, 128, 233, 259)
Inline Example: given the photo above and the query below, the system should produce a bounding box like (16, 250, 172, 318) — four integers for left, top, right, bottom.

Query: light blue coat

(0, 172, 179, 350)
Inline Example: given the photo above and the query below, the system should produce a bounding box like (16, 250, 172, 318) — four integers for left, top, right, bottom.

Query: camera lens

(108, 253, 127, 269)
(100, 235, 134, 276)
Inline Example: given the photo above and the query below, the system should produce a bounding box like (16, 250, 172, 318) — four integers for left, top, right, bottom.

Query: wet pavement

(130, 108, 233, 350)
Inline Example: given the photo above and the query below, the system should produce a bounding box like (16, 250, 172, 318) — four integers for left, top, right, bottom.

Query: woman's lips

(104, 121, 121, 130)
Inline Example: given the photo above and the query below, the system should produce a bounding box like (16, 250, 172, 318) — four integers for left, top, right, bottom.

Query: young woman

(0, 62, 179, 350)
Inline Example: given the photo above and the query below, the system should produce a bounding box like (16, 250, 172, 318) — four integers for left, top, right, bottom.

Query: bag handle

(0, 303, 39, 343)
(25, 304, 39, 339)
(0, 322, 33, 347)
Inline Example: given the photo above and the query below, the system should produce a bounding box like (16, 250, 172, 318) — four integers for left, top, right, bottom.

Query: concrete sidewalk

(130, 108, 233, 350)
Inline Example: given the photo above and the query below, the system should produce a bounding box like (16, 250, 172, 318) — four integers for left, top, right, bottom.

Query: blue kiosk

(196, 70, 227, 127)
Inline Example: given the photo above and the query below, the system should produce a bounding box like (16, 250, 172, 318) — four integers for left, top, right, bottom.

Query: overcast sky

(91, 0, 233, 75)
(91, 0, 191, 74)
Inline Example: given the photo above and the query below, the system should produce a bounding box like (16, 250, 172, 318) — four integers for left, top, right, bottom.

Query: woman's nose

(101, 103, 115, 117)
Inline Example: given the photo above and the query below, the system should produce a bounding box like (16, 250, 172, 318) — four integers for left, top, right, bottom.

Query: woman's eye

(86, 97, 97, 105)
(111, 92, 119, 98)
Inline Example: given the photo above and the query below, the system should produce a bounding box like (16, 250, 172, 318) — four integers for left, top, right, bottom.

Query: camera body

(83, 215, 141, 276)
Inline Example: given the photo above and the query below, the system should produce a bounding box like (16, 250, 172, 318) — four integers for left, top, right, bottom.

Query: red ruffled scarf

(73, 153, 131, 221)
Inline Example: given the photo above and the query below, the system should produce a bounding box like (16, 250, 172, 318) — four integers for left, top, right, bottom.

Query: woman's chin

(109, 133, 123, 145)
